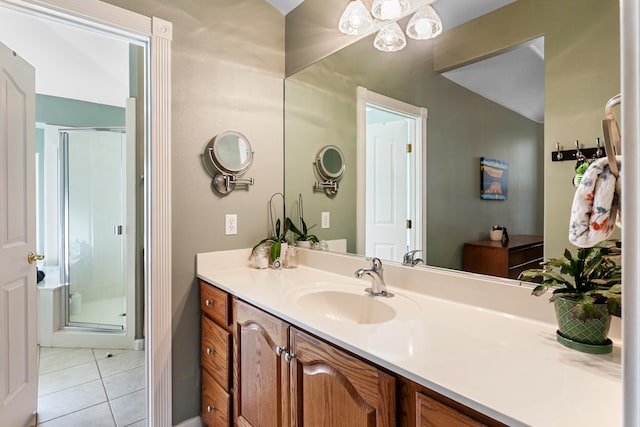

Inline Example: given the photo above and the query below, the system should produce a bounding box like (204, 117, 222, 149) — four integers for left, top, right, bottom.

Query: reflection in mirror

(285, 0, 620, 277)
(317, 145, 345, 179)
(357, 88, 426, 263)
(314, 145, 346, 196)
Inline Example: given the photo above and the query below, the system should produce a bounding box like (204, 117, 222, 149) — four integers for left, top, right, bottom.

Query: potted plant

(519, 240, 621, 354)
(286, 217, 319, 248)
(252, 218, 290, 264)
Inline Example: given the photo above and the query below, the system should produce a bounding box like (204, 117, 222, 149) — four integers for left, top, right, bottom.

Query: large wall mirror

(284, 0, 620, 275)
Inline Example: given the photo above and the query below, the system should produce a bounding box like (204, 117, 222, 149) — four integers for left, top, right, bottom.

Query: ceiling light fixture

(406, 5, 442, 40)
(371, 0, 410, 20)
(374, 22, 407, 51)
(338, 1, 443, 52)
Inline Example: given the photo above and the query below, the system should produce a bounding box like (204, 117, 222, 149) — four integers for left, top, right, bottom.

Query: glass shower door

(62, 128, 126, 330)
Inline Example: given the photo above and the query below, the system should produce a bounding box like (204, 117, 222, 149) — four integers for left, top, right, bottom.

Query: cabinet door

(289, 328, 395, 427)
(416, 392, 485, 427)
(234, 300, 290, 427)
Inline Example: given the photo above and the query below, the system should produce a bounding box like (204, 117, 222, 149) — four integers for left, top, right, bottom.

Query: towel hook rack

(551, 139, 607, 162)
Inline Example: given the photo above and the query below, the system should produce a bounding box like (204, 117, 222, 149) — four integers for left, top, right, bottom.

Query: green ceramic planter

(554, 297, 612, 348)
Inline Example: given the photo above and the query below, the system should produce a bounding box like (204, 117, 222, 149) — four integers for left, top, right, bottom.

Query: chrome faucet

(354, 258, 394, 298)
(402, 250, 424, 267)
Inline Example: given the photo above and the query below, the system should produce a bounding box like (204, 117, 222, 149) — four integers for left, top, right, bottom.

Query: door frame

(356, 86, 427, 262)
(0, 0, 173, 424)
(622, 0, 640, 424)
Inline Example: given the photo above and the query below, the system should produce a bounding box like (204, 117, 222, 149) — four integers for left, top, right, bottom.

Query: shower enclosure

(59, 127, 131, 331)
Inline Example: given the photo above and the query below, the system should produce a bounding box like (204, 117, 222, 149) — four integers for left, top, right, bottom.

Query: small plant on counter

(519, 241, 621, 319)
(286, 217, 319, 245)
(519, 240, 621, 353)
(252, 218, 290, 262)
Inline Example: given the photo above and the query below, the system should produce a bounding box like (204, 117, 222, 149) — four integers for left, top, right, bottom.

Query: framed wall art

(480, 157, 508, 200)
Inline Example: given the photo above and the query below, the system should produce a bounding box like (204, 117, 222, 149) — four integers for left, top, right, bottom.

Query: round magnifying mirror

(316, 145, 346, 180)
(208, 130, 253, 175)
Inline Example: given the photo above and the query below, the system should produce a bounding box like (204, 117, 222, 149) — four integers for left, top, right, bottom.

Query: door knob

(27, 252, 44, 264)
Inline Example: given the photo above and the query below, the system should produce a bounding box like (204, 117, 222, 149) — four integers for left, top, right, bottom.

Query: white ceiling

(272, 0, 541, 123)
(442, 38, 544, 123)
(266, 0, 304, 15)
(0, 7, 129, 107)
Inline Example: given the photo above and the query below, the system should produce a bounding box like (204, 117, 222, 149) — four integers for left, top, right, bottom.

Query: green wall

(36, 94, 125, 126)
(286, 0, 620, 266)
(285, 36, 544, 269)
(431, 0, 620, 259)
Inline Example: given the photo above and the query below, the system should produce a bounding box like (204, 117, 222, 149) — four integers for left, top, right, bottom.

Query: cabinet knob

(206, 347, 214, 355)
(205, 299, 213, 306)
(284, 351, 296, 363)
(275, 345, 286, 356)
(207, 405, 215, 412)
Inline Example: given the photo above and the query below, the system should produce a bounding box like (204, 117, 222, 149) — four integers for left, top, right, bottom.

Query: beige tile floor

(36, 347, 145, 427)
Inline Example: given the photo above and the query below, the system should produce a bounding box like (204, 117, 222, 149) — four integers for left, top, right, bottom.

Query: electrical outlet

(321, 211, 330, 229)
(225, 214, 238, 235)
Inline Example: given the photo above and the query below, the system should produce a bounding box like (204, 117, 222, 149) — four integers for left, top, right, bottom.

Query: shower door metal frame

(59, 127, 127, 332)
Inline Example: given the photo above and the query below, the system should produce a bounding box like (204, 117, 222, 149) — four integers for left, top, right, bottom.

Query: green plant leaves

(286, 217, 319, 243)
(519, 241, 622, 321)
(270, 241, 281, 261)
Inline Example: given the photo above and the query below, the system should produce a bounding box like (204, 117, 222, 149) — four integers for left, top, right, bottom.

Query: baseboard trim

(174, 416, 203, 427)
(134, 338, 145, 351)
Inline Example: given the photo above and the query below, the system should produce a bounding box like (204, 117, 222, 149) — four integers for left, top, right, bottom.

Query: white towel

(568, 156, 621, 247)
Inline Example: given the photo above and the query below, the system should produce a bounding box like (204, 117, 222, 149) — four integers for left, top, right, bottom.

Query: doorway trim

(356, 86, 427, 262)
(0, 0, 173, 424)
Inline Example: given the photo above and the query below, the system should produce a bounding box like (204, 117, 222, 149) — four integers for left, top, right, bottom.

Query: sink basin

(295, 290, 396, 325)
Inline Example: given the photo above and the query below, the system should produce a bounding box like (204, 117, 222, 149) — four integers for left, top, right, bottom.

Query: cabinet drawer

(200, 281, 230, 326)
(202, 368, 231, 427)
(416, 392, 485, 427)
(508, 259, 543, 280)
(508, 244, 543, 268)
(202, 315, 231, 390)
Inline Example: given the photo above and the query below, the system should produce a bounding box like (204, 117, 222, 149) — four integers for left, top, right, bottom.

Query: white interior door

(365, 120, 410, 262)
(0, 41, 38, 426)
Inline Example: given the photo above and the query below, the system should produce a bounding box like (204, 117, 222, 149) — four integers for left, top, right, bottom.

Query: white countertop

(196, 249, 621, 427)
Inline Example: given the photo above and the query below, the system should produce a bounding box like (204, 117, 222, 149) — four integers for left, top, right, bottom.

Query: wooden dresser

(462, 235, 543, 279)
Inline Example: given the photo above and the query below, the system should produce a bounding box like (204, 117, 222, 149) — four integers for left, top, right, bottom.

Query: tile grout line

(36, 347, 146, 426)
(35, 402, 109, 426)
(93, 348, 119, 427)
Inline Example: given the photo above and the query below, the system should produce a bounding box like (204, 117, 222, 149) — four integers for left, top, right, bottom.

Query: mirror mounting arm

(213, 173, 254, 196)
(314, 180, 339, 196)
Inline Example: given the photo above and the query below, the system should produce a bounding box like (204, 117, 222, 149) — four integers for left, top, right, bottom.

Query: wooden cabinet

(462, 235, 543, 279)
(290, 327, 395, 427)
(234, 299, 395, 427)
(202, 369, 231, 427)
(234, 299, 290, 427)
(398, 380, 507, 427)
(200, 281, 233, 427)
(201, 280, 503, 427)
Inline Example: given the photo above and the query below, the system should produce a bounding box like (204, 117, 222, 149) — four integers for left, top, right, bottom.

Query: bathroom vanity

(197, 248, 621, 427)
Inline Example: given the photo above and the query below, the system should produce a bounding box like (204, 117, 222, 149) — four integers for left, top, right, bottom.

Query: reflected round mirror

(316, 145, 346, 180)
(209, 130, 253, 174)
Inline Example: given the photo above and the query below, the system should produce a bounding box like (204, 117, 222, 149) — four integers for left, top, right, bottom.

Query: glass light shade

(371, 0, 410, 20)
(373, 22, 407, 52)
(338, 0, 375, 35)
(406, 5, 443, 40)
